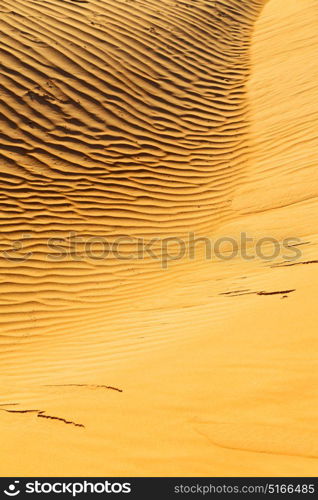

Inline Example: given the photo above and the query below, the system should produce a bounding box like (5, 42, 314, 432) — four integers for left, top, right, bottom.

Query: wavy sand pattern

(1, 0, 318, 476)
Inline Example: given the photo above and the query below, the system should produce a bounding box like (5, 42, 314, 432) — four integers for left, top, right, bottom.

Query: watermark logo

(4, 481, 20, 497)
(0, 232, 303, 269)
(3, 480, 132, 497)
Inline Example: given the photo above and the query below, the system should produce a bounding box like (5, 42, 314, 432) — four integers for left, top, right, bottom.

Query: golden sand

(0, 0, 318, 476)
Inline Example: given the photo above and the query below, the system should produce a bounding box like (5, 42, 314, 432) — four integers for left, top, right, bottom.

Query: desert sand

(0, 0, 318, 476)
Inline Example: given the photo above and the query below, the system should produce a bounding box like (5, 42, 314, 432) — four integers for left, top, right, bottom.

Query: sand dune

(0, 0, 318, 476)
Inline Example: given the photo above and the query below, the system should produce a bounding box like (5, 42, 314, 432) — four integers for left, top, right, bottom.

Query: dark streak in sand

(44, 383, 123, 393)
(0, 408, 85, 428)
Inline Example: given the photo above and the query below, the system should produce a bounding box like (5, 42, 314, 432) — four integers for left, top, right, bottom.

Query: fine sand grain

(0, 0, 318, 476)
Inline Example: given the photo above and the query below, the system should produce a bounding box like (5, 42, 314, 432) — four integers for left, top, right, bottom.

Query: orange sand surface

(0, 0, 318, 476)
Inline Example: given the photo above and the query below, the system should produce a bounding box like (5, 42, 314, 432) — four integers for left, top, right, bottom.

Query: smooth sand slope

(0, 0, 318, 476)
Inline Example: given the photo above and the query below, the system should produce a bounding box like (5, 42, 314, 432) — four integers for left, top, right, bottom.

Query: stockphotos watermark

(3, 480, 131, 497)
(1, 232, 303, 268)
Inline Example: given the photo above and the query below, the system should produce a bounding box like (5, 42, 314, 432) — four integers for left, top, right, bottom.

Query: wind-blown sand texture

(0, 0, 318, 476)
